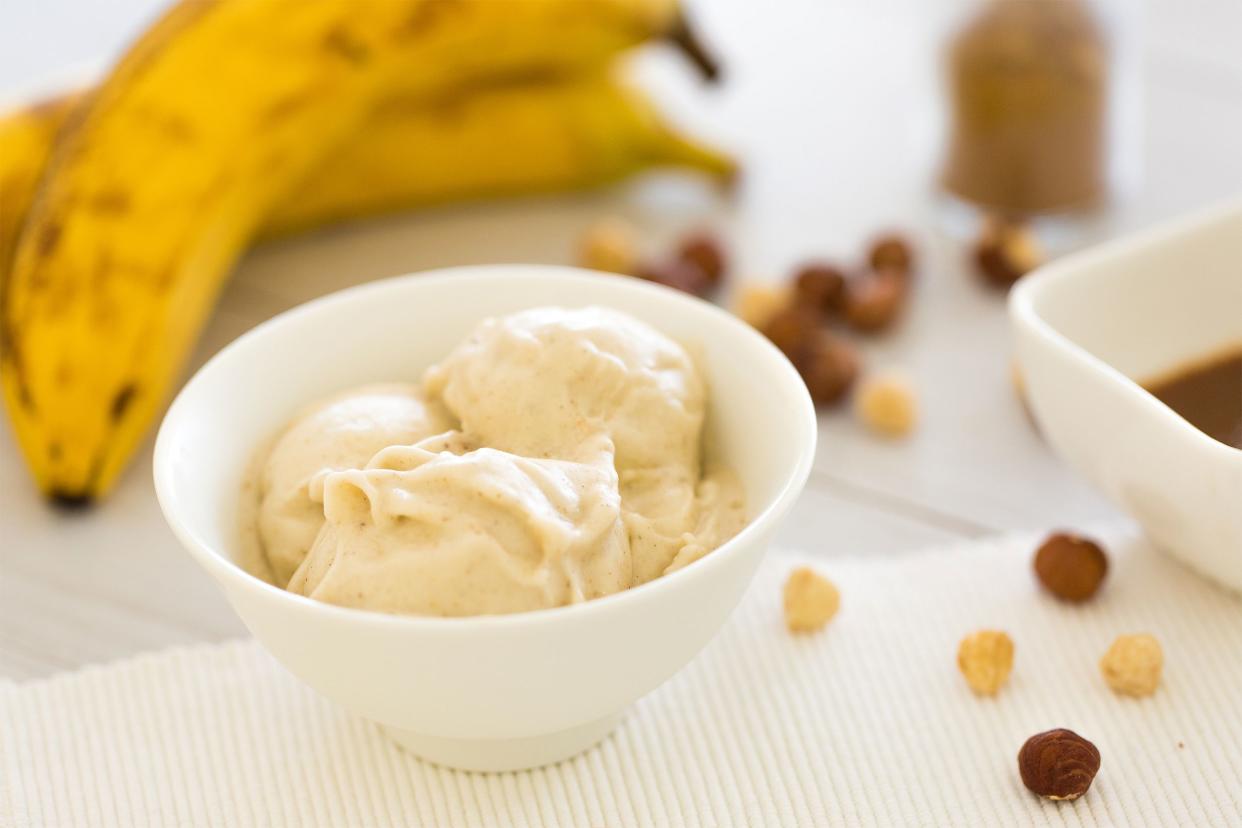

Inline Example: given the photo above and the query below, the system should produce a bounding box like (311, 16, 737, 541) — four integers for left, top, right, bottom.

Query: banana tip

(48, 490, 95, 511)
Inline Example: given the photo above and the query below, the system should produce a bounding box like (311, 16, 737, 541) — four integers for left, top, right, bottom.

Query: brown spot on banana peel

(109, 383, 138, 422)
(322, 24, 371, 64)
(36, 221, 61, 256)
(0, 332, 34, 410)
(400, 0, 464, 39)
(263, 92, 315, 125)
(90, 190, 130, 214)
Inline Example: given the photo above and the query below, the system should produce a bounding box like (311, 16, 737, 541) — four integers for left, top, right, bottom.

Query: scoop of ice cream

(286, 435, 632, 616)
(423, 306, 705, 471)
(423, 306, 732, 581)
(256, 383, 453, 585)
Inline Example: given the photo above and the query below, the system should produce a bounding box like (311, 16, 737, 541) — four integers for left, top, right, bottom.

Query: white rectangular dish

(1011, 200, 1242, 593)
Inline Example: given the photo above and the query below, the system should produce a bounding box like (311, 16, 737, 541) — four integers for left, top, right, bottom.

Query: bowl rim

(1009, 198, 1242, 460)
(154, 265, 818, 632)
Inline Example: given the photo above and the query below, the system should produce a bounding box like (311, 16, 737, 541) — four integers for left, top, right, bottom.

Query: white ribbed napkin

(4, 526, 1241, 827)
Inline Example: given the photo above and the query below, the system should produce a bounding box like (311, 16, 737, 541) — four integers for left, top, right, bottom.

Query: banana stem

(665, 12, 721, 83)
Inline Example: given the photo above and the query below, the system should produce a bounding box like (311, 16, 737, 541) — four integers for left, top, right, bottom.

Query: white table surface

(3, 0, 1240, 681)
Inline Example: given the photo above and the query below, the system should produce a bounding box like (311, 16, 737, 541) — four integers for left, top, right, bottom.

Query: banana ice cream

(242, 306, 745, 617)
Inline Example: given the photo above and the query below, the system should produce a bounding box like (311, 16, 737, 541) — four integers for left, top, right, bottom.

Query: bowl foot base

(380, 711, 622, 773)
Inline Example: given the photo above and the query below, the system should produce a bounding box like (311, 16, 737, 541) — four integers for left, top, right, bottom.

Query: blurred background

(2, 0, 1240, 677)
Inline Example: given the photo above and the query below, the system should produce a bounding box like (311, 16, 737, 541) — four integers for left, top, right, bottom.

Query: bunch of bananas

(0, 0, 732, 504)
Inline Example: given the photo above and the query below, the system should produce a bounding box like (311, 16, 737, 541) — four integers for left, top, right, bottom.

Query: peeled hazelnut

(733, 283, 792, 330)
(957, 630, 1014, 696)
(798, 331, 859, 406)
(783, 567, 840, 633)
(854, 373, 917, 437)
(1033, 532, 1108, 602)
(792, 262, 847, 314)
(974, 216, 1044, 288)
(844, 268, 907, 333)
(1018, 729, 1101, 801)
(868, 234, 915, 274)
(676, 232, 726, 288)
(579, 217, 638, 275)
(761, 306, 821, 360)
(1100, 633, 1163, 697)
(636, 258, 712, 298)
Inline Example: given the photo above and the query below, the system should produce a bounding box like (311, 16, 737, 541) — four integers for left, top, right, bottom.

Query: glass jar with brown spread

(939, 0, 1137, 224)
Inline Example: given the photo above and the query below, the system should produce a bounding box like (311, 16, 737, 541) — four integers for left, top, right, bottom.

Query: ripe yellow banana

(1, 0, 717, 503)
(266, 73, 734, 234)
(0, 96, 79, 279)
(1, 76, 730, 262)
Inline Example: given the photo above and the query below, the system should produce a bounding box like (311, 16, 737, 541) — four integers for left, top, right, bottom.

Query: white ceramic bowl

(1011, 200, 1242, 593)
(154, 266, 816, 771)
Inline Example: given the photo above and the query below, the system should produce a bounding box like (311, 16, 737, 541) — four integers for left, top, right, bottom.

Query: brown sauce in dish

(1143, 346, 1242, 450)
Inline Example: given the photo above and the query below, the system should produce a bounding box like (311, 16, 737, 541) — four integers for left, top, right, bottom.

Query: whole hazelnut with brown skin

(761, 306, 821, 360)
(1018, 729, 1101, 801)
(797, 331, 859, 406)
(1034, 532, 1108, 602)
(974, 215, 1044, 288)
(868, 234, 915, 274)
(844, 268, 907, 333)
(793, 263, 847, 315)
(676, 232, 726, 288)
(636, 258, 712, 298)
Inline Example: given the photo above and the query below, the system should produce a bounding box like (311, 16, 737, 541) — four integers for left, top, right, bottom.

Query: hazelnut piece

(974, 216, 1044, 288)
(844, 268, 907, 333)
(854, 373, 917, 437)
(868, 234, 915, 274)
(798, 331, 859, 406)
(1033, 532, 1108, 602)
(792, 262, 847, 314)
(676, 232, 726, 288)
(1100, 633, 1163, 697)
(957, 629, 1014, 696)
(783, 567, 840, 633)
(578, 217, 638, 275)
(1018, 729, 1101, 800)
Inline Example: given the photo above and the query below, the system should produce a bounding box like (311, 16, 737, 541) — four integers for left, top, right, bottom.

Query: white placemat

(4, 526, 1240, 827)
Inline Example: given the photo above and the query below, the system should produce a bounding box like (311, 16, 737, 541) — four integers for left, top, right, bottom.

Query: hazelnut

(868, 233, 915, 274)
(844, 268, 907, 333)
(1033, 532, 1108, 602)
(676, 232, 726, 288)
(733, 283, 792, 329)
(798, 330, 859, 406)
(854, 373, 917, 437)
(792, 262, 847, 314)
(1018, 729, 1101, 801)
(578, 217, 638, 275)
(783, 567, 840, 633)
(1100, 633, 1163, 697)
(635, 258, 712, 298)
(974, 216, 1044, 288)
(761, 306, 821, 361)
(957, 629, 1014, 695)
